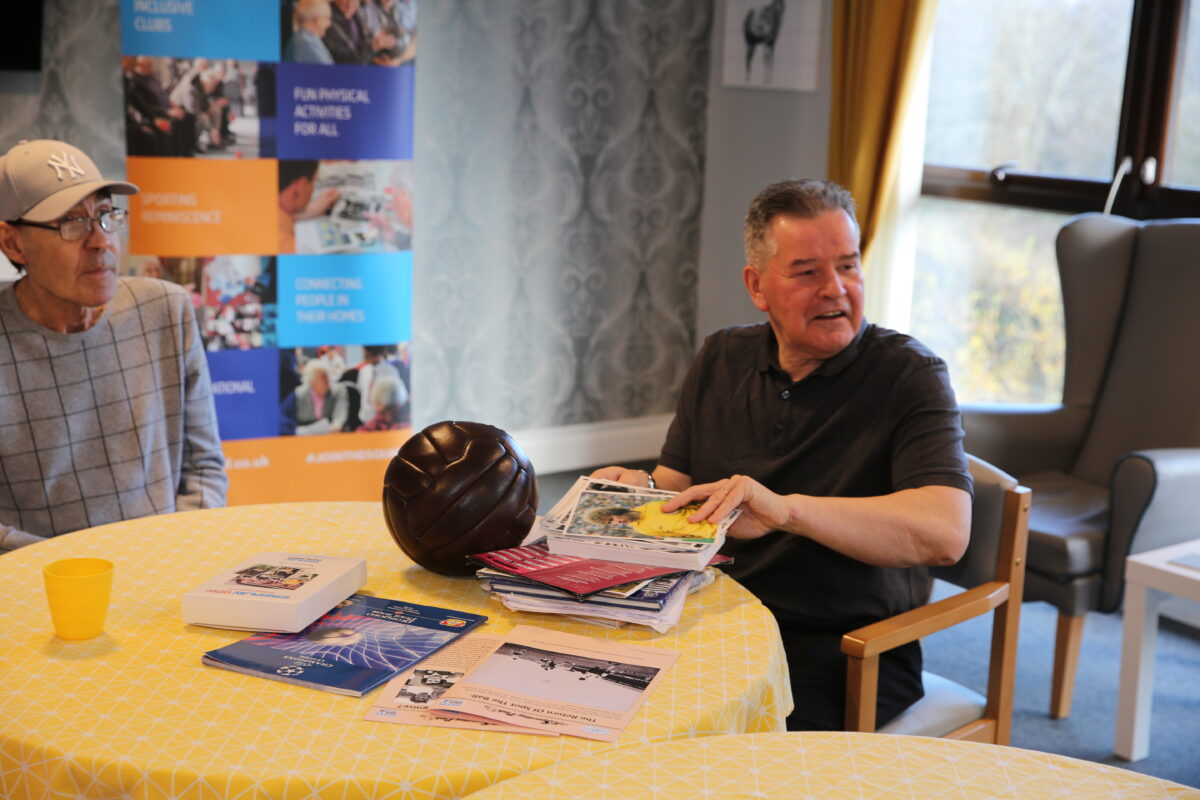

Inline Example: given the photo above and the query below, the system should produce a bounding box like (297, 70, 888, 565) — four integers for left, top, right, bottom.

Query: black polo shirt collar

(755, 320, 871, 384)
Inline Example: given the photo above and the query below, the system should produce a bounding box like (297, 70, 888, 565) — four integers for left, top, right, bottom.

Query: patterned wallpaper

(0, 0, 713, 432)
(0, 0, 124, 180)
(412, 0, 712, 430)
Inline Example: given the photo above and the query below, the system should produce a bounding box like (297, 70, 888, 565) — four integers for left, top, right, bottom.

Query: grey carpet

(923, 584, 1200, 788)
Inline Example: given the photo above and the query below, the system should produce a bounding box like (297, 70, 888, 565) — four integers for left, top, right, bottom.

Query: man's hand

(0, 524, 49, 553)
(663, 481, 970, 567)
(372, 31, 398, 51)
(662, 475, 791, 540)
(589, 466, 653, 487)
(590, 465, 691, 492)
(300, 188, 340, 220)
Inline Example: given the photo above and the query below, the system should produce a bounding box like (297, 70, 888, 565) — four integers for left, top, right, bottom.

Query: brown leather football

(382, 420, 538, 576)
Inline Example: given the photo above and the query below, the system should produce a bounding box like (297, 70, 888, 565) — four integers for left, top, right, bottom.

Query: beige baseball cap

(0, 139, 138, 223)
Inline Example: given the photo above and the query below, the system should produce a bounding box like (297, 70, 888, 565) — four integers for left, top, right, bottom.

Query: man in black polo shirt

(593, 179, 973, 730)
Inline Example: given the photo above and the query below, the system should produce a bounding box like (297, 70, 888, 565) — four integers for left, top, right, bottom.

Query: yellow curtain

(828, 0, 940, 265)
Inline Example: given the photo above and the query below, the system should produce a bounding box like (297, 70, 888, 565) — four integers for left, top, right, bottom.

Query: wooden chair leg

(1051, 612, 1086, 719)
(844, 654, 879, 732)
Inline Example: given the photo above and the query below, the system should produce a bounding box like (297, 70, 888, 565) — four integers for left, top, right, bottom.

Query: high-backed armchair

(962, 213, 1200, 718)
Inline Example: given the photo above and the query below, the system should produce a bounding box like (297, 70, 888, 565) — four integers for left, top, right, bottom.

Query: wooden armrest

(841, 581, 1010, 659)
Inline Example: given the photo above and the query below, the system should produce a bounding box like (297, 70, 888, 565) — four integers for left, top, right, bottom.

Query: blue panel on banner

(207, 349, 280, 440)
(276, 63, 414, 160)
(120, 0, 281, 61)
(277, 253, 412, 347)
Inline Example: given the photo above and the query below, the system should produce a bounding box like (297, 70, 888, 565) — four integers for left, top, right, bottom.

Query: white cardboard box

(183, 552, 367, 632)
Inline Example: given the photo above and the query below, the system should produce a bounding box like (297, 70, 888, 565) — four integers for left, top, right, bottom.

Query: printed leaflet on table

(364, 633, 557, 735)
(201, 594, 486, 696)
(431, 624, 679, 741)
(182, 552, 367, 632)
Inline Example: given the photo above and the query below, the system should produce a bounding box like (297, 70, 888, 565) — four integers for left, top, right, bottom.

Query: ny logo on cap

(47, 151, 86, 182)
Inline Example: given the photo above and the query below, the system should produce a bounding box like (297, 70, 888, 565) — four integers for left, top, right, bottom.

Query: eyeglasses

(12, 208, 129, 241)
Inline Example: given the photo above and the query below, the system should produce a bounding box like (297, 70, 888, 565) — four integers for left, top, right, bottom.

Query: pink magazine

(469, 541, 730, 599)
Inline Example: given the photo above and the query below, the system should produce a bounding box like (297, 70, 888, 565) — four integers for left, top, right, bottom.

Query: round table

(466, 731, 1200, 799)
(0, 502, 791, 800)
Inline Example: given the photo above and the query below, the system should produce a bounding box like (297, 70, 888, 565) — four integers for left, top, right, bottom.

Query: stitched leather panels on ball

(382, 420, 538, 575)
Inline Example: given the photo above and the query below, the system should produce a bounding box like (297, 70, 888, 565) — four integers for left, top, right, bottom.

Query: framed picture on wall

(722, 0, 822, 92)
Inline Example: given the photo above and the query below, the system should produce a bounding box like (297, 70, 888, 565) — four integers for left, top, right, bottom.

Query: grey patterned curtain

(413, 0, 713, 430)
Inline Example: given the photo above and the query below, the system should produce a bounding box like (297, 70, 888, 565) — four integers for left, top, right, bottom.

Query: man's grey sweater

(0, 277, 227, 551)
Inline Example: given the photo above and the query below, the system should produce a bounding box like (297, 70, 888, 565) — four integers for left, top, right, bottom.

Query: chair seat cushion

(1021, 471, 1109, 579)
(877, 672, 985, 737)
(1024, 564, 1101, 615)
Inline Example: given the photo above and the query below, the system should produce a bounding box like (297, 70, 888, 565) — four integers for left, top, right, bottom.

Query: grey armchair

(962, 212, 1200, 719)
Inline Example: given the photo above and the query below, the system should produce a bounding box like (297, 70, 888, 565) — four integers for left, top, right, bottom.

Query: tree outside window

(911, 0, 1200, 404)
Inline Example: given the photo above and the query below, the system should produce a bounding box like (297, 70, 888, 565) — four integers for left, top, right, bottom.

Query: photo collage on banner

(120, 0, 416, 504)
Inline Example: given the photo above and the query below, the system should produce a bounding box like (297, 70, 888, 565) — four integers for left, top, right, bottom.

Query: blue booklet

(201, 594, 487, 696)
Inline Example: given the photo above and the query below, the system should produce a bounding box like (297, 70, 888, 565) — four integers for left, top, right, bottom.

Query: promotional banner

(127, 157, 279, 255)
(120, 0, 417, 504)
(277, 62, 415, 159)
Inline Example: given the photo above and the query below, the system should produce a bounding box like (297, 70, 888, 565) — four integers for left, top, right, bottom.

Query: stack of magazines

(469, 541, 719, 633)
(534, 477, 739, 570)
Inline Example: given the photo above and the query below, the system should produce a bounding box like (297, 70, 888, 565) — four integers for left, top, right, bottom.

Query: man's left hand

(662, 475, 791, 540)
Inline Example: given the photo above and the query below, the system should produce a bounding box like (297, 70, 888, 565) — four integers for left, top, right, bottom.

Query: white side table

(1114, 539, 1200, 761)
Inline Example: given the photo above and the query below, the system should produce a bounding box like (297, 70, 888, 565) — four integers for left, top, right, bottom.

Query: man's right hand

(302, 188, 340, 219)
(589, 466, 651, 486)
(589, 465, 691, 493)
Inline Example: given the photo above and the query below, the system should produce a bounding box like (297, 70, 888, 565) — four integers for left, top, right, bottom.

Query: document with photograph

(537, 477, 737, 569)
(364, 634, 557, 735)
(564, 489, 726, 546)
(182, 552, 367, 633)
(431, 624, 679, 741)
(540, 476, 676, 533)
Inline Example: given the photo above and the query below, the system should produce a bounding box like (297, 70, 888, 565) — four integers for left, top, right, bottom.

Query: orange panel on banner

(221, 429, 411, 505)
(127, 157, 278, 256)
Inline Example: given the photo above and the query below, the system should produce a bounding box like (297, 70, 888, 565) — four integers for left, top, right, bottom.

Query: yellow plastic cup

(42, 558, 114, 640)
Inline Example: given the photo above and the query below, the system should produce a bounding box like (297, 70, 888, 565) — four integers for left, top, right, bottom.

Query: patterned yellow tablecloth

(466, 731, 1200, 799)
(0, 502, 791, 800)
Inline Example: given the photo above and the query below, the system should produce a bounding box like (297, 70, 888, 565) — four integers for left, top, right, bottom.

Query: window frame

(920, 0, 1200, 220)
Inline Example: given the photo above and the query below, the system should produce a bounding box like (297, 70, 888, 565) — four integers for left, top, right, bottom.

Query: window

(910, 0, 1200, 403)
(1165, 3, 1200, 187)
(912, 199, 1065, 404)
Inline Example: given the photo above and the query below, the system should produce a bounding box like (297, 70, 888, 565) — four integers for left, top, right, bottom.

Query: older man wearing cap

(0, 139, 227, 553)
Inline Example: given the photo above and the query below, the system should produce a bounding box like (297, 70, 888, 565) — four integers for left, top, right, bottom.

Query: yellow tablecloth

(0, 502, 791, 800)
(467, 731, 1200, 799)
